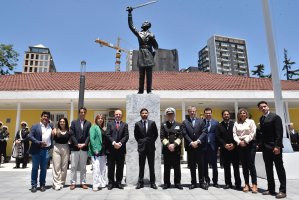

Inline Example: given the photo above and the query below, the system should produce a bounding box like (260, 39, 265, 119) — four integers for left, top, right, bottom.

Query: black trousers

(222, 148, 241, 186)
(107, 152, 125, 185)
(238, 141, 257, 185)
(138, 150, 155, 184)
(138, 66, 152, 93)
(16, 153, 29, 168)
(203, 144, 218, 184)
(0, 141, 7, 163)
(187, 149, 205, 185)
(163, 152, 181, 185)
(263, 148, 286, 193)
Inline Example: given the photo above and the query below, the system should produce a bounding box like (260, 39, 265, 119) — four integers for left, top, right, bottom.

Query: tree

(282, 48, 299, 80)
(0, 44, 19, 75)
(251, 64, 271, 78)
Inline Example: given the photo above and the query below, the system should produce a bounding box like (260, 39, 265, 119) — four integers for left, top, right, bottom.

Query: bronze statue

(127, 5, 158, 94)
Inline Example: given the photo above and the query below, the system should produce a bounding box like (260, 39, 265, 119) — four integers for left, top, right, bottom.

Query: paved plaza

(0, 162, 298, 200)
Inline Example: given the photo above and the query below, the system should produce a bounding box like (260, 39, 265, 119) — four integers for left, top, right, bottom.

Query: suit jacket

(69, 119, 91, 151)
(160, 121, 182, 155)
(204, 118, 219, 151)
(259, 112, 284, 150)
(216, 120, 237, 148)
(28, 123, 53, 154)
(134, 120, 158, 153)
(88, 124, 102, 156)
(182, 117, 207, 151)
(106, 121, 129, 154)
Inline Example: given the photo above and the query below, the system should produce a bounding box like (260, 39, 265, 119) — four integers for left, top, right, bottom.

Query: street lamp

(78, 60, 86, 114)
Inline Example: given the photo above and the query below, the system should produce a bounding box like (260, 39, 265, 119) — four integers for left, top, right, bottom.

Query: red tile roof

(0, 71, 299, 91)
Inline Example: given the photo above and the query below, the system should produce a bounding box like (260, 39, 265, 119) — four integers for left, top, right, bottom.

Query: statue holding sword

(126, 1, 159, 94)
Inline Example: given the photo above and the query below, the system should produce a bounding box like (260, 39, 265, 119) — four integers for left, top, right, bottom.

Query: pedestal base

(125, 94, 161, 185)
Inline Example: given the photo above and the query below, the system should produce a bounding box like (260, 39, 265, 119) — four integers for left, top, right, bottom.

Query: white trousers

(70, 150, 88, 184)
(52, 143, 70, 189)
(92, 155, 107, 188)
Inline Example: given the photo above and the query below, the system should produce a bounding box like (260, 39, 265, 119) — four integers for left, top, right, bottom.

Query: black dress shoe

(31, 186, 37, 193)
(235, 185, 242, 191)
(136, 183, 144, 189)
(116, 184, 124, 189)
(175, 184, 183, 190)
(200, 183, 209, 190)
(150, 183, 158, 189)
(162, 184, 170, 189)
(40, 185, 46, 192)
(262, 190, 276, 195)
(189, 184, 196, 190)
(107, 184, 113, 190)
(224, 184, 232, 189)
(275, 192, 286, 199)
(213, 183, 219, 188)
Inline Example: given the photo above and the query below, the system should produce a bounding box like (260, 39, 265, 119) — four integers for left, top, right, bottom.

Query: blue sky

(1, 0, 298, 79)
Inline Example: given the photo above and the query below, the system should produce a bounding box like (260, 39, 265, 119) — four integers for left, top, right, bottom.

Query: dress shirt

(80, 120, 84, 130)
(40, 122, 52, 147)
(233, 119, 256, 145)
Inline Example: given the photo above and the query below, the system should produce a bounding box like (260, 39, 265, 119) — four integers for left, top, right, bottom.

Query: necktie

(116, 121, 120, 130)
(192, 118, 195, 127)
(143, 121, 146, 135)
(261, 116, 266, 124)
(226, 122, 229, 130)
(207, 120, 210, 130)
(207, 120, 210, 143)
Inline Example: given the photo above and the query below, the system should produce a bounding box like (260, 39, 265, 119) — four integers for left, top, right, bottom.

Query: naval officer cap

(165, 107, 175, 115)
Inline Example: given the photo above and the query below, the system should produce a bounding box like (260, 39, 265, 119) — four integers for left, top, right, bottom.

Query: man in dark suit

(216, 110, 241, 190)
(106, 109, 129, 190)
(29, 111, 53, 193)
(134, 108, 158, 189)
(182, 106, 207, 190)
(69, 107, 91, 190)
(203, 107, 219, 188)
(161, 107, 183, 190)
(288, 123, 299, 151)
(258, 101, 287, 199)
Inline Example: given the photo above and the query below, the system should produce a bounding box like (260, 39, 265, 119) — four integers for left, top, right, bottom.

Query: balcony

(221, 43, 229, 47)
(237, 45, 245, 49)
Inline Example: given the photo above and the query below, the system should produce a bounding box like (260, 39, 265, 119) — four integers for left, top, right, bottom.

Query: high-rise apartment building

(126, 49, 179, 72)
(23, 44, 56, 73)
(198, 35, 249, 76)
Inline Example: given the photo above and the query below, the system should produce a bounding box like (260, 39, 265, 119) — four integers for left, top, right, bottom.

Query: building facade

(1, 72, 299, 155)
(23, 44, 56, 73)
(198, 35, 249, 76)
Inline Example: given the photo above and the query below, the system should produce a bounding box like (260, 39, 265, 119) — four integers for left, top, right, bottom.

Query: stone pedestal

(256, 151, 299, 180)
(126, 94, 161, 185)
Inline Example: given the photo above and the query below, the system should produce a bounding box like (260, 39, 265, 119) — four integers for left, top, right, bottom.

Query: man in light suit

(134, 108, 158, 189)
(258, 101, 287, 199)
(182, 106, 208, 190)
(106, 109, 129, 190)
(29, 111, 53, 193)
(203, 107, 219, 188)
(69, 107, 91, 190)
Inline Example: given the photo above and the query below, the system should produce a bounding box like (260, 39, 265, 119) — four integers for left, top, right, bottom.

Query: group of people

(9, 100, 286, 199)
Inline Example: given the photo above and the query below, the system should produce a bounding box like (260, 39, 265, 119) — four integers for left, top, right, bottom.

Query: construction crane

(95, 37, 129, 72)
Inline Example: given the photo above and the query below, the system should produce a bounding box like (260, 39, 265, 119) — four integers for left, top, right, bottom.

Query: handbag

(12, 130, 24, 159)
